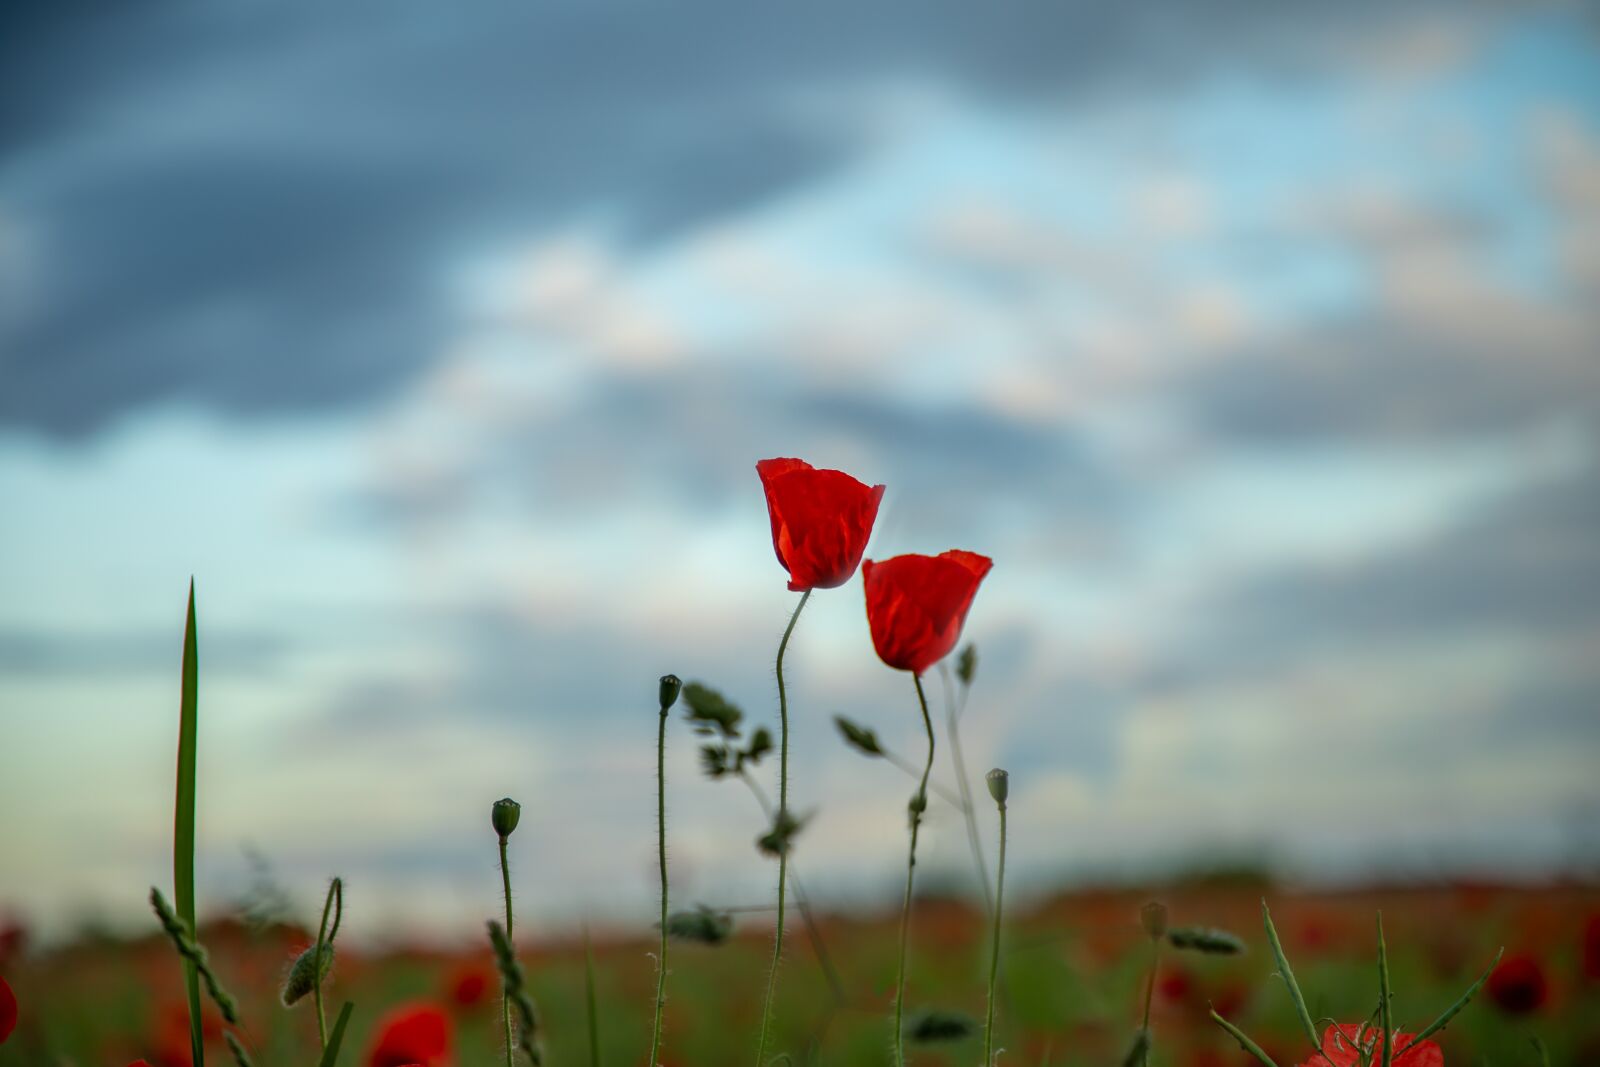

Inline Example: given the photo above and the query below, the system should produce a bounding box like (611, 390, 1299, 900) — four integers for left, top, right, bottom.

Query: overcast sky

(3, 1, 1599, 943)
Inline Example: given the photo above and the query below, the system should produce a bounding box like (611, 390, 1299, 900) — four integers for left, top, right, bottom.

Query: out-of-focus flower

(1583, 913, 1600, 982)
(756, 458, 884, 592)
(1487, 953, 1548, 1014)
(863, 551, 992, 675)
(1158, 965, 1193, 1003)
(1297, 1024, 1442, 1067)
(448, 965, 490, 1007)
(368, 1002, 452, 1067)
(0, 920, 25, 967)
(0, 975, 16, 1045)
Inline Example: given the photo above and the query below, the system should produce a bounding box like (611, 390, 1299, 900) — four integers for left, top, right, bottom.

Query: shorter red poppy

(0, 975, 15, 1045)
(757, 458, 885, 592)
(1297, 1024, 1442, 1067)
(368, 1002, 452, 1067)
(863, 550, 992, 675)
(1487, 953, 1548, 1014)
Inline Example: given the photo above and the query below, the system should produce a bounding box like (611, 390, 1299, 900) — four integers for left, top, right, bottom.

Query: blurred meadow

(2, 1, 1599, 1063)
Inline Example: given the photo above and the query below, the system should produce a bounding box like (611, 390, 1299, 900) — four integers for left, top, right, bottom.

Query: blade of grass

(1377, 914, 1393, 1067)
(584, 925, 601, 1067)
(175, 580, 203, 1067)
(317, 1003, 355, 1067)
(1408, 947, 1503, 1045)
(1209, 1009, 1281, 1067)
(1262, 899, 1319, 1051)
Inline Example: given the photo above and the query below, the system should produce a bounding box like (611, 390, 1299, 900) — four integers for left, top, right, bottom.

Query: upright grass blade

(1210, 1009, 1281, 1067)
(1377, 914, 1393, 1067)
(1408, 947, 1503, 1045)
(316, 1003, 355, 1067)
(1262, 900, 1319, 1051)
(175, 580, 203, 1067)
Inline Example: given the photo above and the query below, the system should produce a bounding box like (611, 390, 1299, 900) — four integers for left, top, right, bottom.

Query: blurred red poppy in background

(756, 458, 884, 592)
(1487, 953, 1548, 1014)
(1583, 913, 1600, 982)
(368, 1002, 451, 1067)
(863, 550, 992, 674)
(0, 975, 16, 1045)
(1297, 1024, 1442, 1067)
(447, 964, 489, 1007)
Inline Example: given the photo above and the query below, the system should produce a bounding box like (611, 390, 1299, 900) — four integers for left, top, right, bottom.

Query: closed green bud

(1141, 901, 1168, 940)
(1167, 925, 1246, 955)
(985, 767, 1009, 806)
(281, 942, 334, 1006)
(659, 674, 682, 710)
(834, 715, 884, 757)
(492, 797, 521, 839)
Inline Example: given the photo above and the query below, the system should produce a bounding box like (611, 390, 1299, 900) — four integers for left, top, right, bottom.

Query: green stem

(649, 699, 671, 1067)
(754, 589, 812, 1066)
(940, 664, 993, 915)
(1139, 936, 1159, 1066)
(175, 581, 204, 1067)
(893, 673, 937, 1067)
(312, 877, 342, 1050)
(501, 836, 516, 1067)
(585, 926, 602, 1067)
(982, 800, 1008, 1066)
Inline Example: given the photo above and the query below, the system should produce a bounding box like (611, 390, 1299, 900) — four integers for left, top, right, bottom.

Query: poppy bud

(659, 674, 682, 710)
(281, 943, 333, 1006)
(908, 791, 928, 818)
(1141, 901, 1168, 940)
(492, 797, 521, 839)
(985, 767, 1008, 806)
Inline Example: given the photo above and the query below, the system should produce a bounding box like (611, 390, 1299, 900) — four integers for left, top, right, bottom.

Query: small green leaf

(1377, 914, 1393, 1067)
(757, 809, 808, 857)
(1120, 1028, 1150, 1067)
(1409, 947, 1503, 1045)
(664, 905, 734, 945)
(1210, 1009, 1281, 1067)
(316, 1002, 355, 1067)
(903, 1008, 976, 1044)
(1167, 926, 1246, 955)
(1262, 899, 1319, 1049)
(681, 682, 744, 738)
(175, 580, 204, 1067)
(833, 715, 884, 757)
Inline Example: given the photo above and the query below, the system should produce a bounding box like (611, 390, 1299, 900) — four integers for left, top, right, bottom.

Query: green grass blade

(317, 1002, 355, 1067)
(1262, 899, 1319, 1050)
(1209, 1009, 1281, 1067)
(175, 580, 203, 1067)
(1409, 947, 1503, 1045)
(1377, 914, 1393, 1067)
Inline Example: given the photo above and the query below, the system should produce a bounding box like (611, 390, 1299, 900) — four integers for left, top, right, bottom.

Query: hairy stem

(983, 800, 1008, 1066)
(754, 589, 812, 1065)
(312, 877, 342, 1050)
(501, 837, 516, 1067)
(893, 673, 937, 1067)
(649, 699, 670, 1066)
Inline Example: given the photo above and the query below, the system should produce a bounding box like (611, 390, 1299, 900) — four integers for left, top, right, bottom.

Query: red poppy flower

(447, 965, 489, 1007)
(0, 975, 15, 1045)
(368, 1002, 452, 1067)
(1296, 1024, 1442, 1067)
(757, 458, 885, 592)
(1487, 953, 1548, 1014)
(863, 550, 992, 675)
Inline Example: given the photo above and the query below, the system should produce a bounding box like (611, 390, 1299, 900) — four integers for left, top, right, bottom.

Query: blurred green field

(2, 880, 1594, 1066)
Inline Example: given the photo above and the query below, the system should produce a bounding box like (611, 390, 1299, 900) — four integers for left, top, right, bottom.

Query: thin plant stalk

(754, 588, 812, 1066)
(312, 877, 343, 1050)
(501, 836, 517, 1067)
(175, 580, 204, 1067)
(650, 693, 671, 1067)
(892, 673, 937, 1067)
(938, 662, 992, 914)
(982, 787, 1008, 1066)
(1139, 938, 1159, 1066)
(585, 926, 602, 1067)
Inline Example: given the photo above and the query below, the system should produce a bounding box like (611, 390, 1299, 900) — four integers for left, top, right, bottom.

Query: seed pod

(658, 674, 682, 710)
(985, 767, 1009, 806)
(492, 797, 521, 839)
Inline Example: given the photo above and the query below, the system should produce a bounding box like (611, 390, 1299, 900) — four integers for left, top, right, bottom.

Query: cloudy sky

(3, 1, 1598, 942)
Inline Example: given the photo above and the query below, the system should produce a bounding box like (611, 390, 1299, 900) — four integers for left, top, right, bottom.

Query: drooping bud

(985, 767, 1009, 806)
(658, 674, 682, 710)
(1140, 901, 1169, 940)
(281, 942, 334, 1006)
(492, 797, 521, 839)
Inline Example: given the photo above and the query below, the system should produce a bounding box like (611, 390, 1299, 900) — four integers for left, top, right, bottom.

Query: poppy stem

(754, 588, 812, 1066)
(1139, 934, 1158, 1066)
(500, 835, 515, 1067)
(982, 789, 1007, 1066)
(893, 673, 937, 1067)
(938, 662, 993, 913)
(312, 877, 342, 1051)
(649, 690, 672, 1067)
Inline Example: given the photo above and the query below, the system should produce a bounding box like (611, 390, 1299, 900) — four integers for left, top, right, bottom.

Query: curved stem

(649, 702, 670, 1066)
(754, 589, 812, 1066)
(500, 838, 515, 1067)
(312, 877, 342, 1051)
(1139, 936, 1159, 1065)
(942, 668, 993, 915)
(893, 673, 937, 1067)
(982, 801, 1007, 1066)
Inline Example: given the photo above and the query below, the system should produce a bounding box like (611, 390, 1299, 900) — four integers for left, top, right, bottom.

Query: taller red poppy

(863, 550, 992, 675)
(1296, 1024, 1442, 1067)
(368, 1002, 452, 1067)
(757, 458, 885, 591)
(0, 975, 15, 1045)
